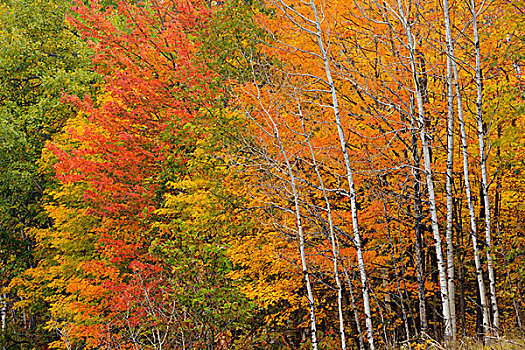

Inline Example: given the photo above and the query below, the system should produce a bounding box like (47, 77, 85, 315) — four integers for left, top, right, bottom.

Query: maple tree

(12, 0, 251, 348)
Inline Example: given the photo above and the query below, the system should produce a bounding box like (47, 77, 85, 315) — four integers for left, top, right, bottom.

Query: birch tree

(307, 1, 376, 347)
(442, 0, 490, 338)
(253, 92, 320, 349)
(469, 0, 500, 334)
(392, 0, 453, 341)
(444, 2, 458, 341)
(258, 0, 377, 347)
(349, 0, 453, 340)
(294, 86, 348, 349)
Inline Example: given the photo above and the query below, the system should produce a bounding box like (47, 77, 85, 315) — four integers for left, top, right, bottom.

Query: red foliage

(51, 0, 214, 217)
(40, 0, 218, 346)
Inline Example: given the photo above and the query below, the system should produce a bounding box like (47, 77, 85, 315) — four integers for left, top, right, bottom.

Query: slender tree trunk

(342, 261, 366, 350)
(443, 0, 493, 338)
(1, 294, 6, 338)
(252, 82, 319, 348)
(398, 0, 452, 340)
(455, 64, 490, 337)
(283, 143, 318, 350)
(307, 0, 375, 347)
(411, 112, 428, 337)
(454, 196, 468, 337)
(271, 0, 375, 344)
(286, 152, 319, 350)
(469, 0, 500, 334)
(459, 253, 467, 337)
(297, 94, 347, 349)
(443, 2, 457, 340)
(412, 42, 453, 345)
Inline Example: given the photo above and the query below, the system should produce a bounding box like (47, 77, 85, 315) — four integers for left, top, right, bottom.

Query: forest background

(0, 0, 524, 349)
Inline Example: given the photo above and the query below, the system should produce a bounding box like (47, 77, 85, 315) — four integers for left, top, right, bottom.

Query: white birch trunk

(284, 145, 319, 350)
(444, 10, 457, 341)
(1, 294, 6, 334)
(249, 80, 320, 348)
(397, 0, 452, 341)
(443, 0, 491, 337)
(276, 116, 319, 350)
(469, 0, 500, 333)
(297, 95, 347, 349)
(307, 1, 375, 347)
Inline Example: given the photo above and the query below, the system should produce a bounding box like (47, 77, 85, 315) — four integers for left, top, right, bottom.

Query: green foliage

(151, 127, 255, 347)
(200, 0, 271, 85)
(0, 0, 98, 346)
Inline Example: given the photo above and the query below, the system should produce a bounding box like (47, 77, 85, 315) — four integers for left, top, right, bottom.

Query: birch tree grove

(227, 0, 521, 346)
(1, 0, 525, 348)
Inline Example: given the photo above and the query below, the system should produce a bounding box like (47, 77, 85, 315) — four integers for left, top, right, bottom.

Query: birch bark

(396, 0, 453, 340)
(444, 11, 457, 342)
(443, 0, 490, 337)
(248, 79, 320, 349)
(1, 294, 5, 335)
(280, 131, 319, 350)
(411, 108, 428, 336)
(296, 91, 347, 349)
(469, 0, 500, 333)
(281, 0, 377, 347)
(273, 117, 319, 350)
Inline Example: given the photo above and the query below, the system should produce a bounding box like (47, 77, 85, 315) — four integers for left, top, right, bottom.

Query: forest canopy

(0, 0, 524, 349)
